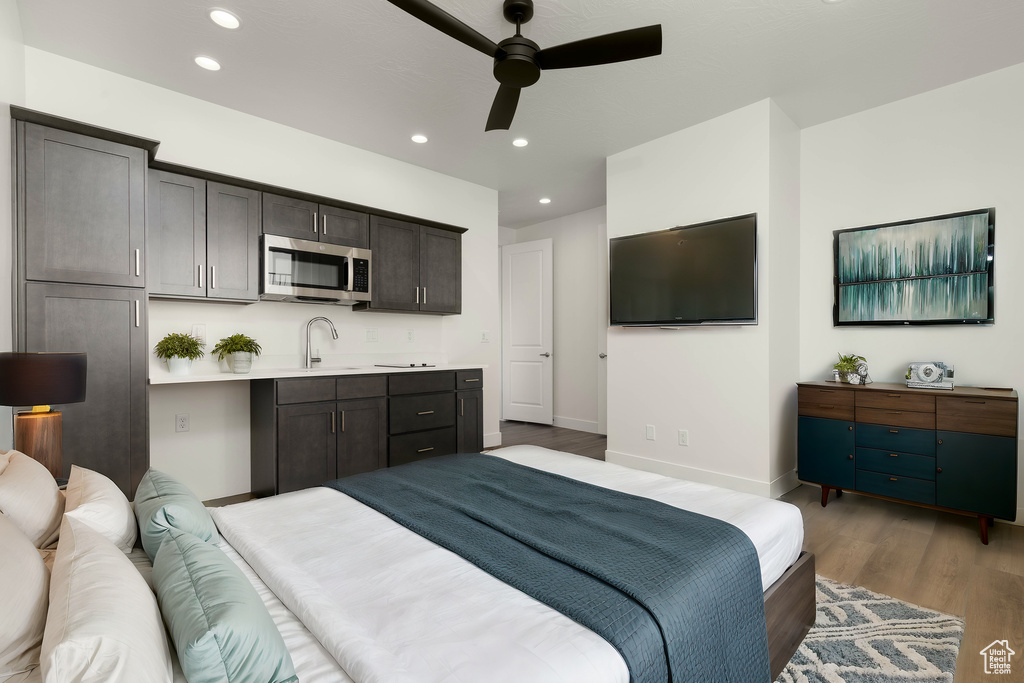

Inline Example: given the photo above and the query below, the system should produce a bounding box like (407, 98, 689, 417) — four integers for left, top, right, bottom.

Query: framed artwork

(833, 208, 994, 325)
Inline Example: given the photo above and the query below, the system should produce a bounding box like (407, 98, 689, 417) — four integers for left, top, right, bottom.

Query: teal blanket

(325, 453, 769, 683)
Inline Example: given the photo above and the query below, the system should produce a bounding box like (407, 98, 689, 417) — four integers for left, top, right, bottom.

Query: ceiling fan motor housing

(502, 0, 534, 24)
(494, 35, 541, 88)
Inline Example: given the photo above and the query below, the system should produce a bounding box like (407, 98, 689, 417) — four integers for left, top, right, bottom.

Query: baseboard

(484, 432, 502, 449)
(552, 416, 601, 434)
(605, 450, 773, 497)
(770, 470, 801, 498)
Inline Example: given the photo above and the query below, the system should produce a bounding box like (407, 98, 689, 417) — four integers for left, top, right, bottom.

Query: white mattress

(211, 446, 804, 683)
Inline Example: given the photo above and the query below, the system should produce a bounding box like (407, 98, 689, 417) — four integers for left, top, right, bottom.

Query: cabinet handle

(463, 378, 480, 383)
(937, 467, 943, 474)
(937, 439, 943, 445)
(417, 410, 435, 416)
(889, 453, 899, 457)
(331, 411, 335, 434)
(210, 266, 216, 289)
(341, 411, 345, 433)
(417, 447, 434, 453)
(847, 454, 853, 460)
(848, 426, 853, 431)
(460, 398, 464, 416)
(889, 477, 898, 482)
(198, 265, 204, 289)
(134, 300, 140, 327)
(313, 212, 318, 233)
(966, 400, 986, 404)
(422, 287, 426, 305)
(415, 287, 419, 304)
(135, 249, 140, 276)
(889, 429, 899, 434)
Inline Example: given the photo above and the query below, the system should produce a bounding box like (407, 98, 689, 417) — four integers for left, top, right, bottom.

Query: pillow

(0, 451, 64, 548)
(41, 515, 172, 683)
(134, 469, 219, 560)
(0, 513, 49, 680)
(153, 529, 297, 683)
(0, 448, 10, 476)
(64, 465, 137, 553)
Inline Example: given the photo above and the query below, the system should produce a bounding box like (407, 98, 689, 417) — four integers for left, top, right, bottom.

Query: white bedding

(211, 446, 803, 683)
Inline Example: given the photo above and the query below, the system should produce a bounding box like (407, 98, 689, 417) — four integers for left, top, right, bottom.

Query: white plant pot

(229, 351, 253, 374)
(166, 357, 192, 375)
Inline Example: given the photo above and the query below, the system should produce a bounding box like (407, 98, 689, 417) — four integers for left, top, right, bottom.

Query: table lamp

(0, 352, 87, 479)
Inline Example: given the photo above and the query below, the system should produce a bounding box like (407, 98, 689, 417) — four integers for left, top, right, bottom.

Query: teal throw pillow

(134, 468, 220, 560)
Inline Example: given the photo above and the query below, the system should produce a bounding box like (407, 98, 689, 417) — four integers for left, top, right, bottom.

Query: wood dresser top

(797, 380, 1017, 401)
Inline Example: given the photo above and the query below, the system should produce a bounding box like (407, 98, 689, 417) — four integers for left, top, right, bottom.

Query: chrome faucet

(305, 317, 338, 368)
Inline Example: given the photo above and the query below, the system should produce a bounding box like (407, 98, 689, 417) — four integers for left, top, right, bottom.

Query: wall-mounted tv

(833, 208, 994, 326)
(609, 214, 757, 327)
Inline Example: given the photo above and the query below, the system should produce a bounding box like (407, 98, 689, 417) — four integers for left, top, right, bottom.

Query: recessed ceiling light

(539, 197, 551, 204)
(209, 9, 241, 29)
(512, 138, 529, 147)
(821, 0, 845, 3)
(411, 134, 428, 144)
(194, 56, 221, 71)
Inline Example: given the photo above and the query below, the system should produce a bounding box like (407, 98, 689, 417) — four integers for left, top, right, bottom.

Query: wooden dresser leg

(820, 486, 831, 507)
(835, 489, 843, 498)
(979, 516, 991, 545)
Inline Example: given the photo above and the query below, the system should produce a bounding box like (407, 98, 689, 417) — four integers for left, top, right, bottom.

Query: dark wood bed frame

(763, 551, 816, 679)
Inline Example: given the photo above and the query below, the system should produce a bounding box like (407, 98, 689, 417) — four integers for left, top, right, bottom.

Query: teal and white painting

(835, 210, 993, 324)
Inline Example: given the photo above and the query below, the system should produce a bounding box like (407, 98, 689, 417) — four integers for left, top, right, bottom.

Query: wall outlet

(678, 429, 689, 446)
(191, 324, 206, 346)
(365, 328, 379, 343)
(481, 330, 491, 343)
(406, 328, 416, 342)
(175, 413, 190, 433)
(645, 424, 656, 441)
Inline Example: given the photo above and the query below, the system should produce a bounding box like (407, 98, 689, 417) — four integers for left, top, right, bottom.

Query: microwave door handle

(348, 256, 355, 293)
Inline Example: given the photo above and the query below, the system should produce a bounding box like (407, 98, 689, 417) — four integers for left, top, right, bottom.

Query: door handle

(210, 266, 216, 289)
(135, 249, 140, 276)
(313, 212, 318, 233)
(422, 287, 426, 305)
(341, 411, 345, 433)
(415, 287, 419, 304)
(198, 265, 204, 289)
(134, 300, 140, 328)
(331, 411, 335, 434)
(599, 353, 607, 359)
(460, 398, 464, 417)
(322, 214, 327, 235)
(540, 352, 551, 357)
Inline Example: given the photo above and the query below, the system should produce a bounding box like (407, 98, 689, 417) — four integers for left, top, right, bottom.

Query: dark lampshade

(0, 352, 88, 407)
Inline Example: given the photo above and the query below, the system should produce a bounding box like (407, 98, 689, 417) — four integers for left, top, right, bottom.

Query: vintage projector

(906, 361, 955, 390)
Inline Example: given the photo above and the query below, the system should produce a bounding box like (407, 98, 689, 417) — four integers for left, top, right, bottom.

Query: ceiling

(15, 0, 1024, 228)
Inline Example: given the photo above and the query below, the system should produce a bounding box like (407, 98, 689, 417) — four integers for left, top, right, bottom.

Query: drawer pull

(886, 411, 902, 415)
(463, 378, 480, 383)
(848, 426, 853, 431)
(889, 477, 898, 482)
(886, 393, 902, 398)
(847, 455, 854, 460)
(937, 439, 943, 445)
(818, 389, 836, 393)
(966, 400, 986, 404)
(889, 453, 899, 457)
(417, 447, 434, 453)
(818, 404, 835, 409)
(417, 410, 435, 416)
(937, 467, 943, 474)
(889, 429, 899, 434)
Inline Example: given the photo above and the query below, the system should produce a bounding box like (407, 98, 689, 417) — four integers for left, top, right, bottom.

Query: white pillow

(64, 465, 137, 553)
(0, 451, 64, 548)
(0, 449, 10, 476)
(0, 513, 49, 680)
(41, 516, 173, 683)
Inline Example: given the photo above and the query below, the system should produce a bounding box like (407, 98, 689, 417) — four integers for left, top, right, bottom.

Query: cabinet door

(207, 182, 260, 301)
(419, 226, 461, 314)
(22, 124, 146, 288)
(936, 430, 1017, 519)
(797, 416, 855, 489)
(262, 193, 319, 241)
(457, 389, 484, 453)
(369, 216, 420, 311)
(336, 398, 387, 478)
(148, 170, 206, 297)
(277, 402, 336, 494)
(321, 206, 369, 248)
(23, 283, 148, 497)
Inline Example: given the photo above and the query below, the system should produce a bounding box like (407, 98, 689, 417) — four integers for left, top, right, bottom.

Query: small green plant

(833, 353, 866, 374)
(211, 333, 263, 361)
(153, 332, 205, 361)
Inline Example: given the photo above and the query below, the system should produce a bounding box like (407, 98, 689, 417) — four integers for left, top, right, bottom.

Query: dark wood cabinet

(262, 193, 369, 248)
(206, 182, 261, 301)
(22, 283, 148, 497)
(797, 381, 1018, 543)
(19, 122, 146, 288)
(420, 227, 462, 314)
(276, 402, 337, 494)
(457, 389, 484, 453)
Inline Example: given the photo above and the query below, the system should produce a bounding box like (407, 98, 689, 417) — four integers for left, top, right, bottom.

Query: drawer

(277, 378, 335, 405)
(936, 396, 1017, 437)
(856, 391, 935, 414)
(856, 423, 935, 456)
(798, 386, 854, 421)
(389, 393, 456, 434)
(337, 375, 387, 400)
(856, 469, 935, 505)
(389, 427, 456, 467)
(389, 371, 455, 396)
(456, 369, 483, 388)
(856, 406, 935, 430)
(855, 447, 936, 481)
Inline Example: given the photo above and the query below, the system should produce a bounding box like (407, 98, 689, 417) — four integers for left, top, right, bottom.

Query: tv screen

(833, 208, 994, 326)
(609, 214, 757, 326)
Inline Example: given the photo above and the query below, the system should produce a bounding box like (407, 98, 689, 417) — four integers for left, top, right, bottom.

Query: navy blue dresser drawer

(856, 448, 936, 481)
(856, 423, 935, 456)
(856, 470, 935, 505)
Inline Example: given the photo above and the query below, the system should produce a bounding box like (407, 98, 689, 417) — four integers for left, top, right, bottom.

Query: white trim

(483, 432, 502, 449)
(605, 450, 772, 497)
(770, 470, 801, 498)
(552, 416, 600, 434)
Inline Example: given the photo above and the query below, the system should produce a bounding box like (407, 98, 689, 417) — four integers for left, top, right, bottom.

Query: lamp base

(14, 410, 63, 479)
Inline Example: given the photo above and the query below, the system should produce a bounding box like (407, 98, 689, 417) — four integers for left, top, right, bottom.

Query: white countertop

(149, 363, 486, 385)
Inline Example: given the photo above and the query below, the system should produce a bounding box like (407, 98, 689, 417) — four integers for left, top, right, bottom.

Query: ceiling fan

(385, 0, 663, 131)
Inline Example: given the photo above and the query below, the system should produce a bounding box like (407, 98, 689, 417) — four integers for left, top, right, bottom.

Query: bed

(1, 445, 814, 683)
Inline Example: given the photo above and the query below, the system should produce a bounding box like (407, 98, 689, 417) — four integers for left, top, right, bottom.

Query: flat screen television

(609, 214, 757, 326)
(833, 208, 994, 326)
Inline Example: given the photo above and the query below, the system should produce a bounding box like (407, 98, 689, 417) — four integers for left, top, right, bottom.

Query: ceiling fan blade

(535, 25, 662, 70)
(385, 0, 500, 58)
(485, 85, 522, 131)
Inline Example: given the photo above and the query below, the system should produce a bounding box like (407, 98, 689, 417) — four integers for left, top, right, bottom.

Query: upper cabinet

(360, 216, 461, 315)
(206, 182, 261, 301)
(19, 123, 146, 288)
(262, 193, 369, 248)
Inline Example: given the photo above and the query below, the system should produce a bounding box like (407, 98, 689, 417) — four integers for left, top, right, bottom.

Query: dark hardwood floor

(495, 420, 607, 460)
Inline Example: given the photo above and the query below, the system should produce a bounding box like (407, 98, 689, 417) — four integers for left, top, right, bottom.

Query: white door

(596, 222, 608, 435)
(501, 239, 553, 424)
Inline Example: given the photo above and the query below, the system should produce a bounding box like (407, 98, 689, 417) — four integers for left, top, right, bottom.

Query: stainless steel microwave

(260, 234, 371, 304)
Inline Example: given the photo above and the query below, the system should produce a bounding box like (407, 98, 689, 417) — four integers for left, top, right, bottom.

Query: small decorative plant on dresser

(153, 332, 205, 376)
(211, 333, 262, 374)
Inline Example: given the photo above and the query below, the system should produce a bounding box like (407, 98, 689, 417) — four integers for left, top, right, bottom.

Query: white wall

(23, 49, 500, 500)
(800, 61, 1024, 521)
(0, 0, 24, 450)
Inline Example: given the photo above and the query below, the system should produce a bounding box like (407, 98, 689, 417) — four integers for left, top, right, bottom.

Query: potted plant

(154, 332, 205, 375)
(833, 353, 867, 384)
(211, 333, 262, 374)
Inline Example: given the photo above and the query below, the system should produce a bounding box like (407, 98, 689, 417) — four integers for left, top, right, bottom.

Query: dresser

(797, 381, 1018, 544)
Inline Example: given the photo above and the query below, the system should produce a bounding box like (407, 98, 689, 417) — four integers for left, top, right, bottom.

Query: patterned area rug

(777, 576, 965, 683)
